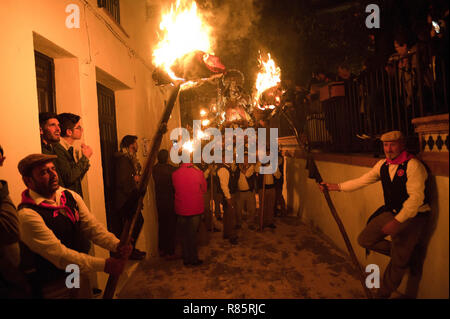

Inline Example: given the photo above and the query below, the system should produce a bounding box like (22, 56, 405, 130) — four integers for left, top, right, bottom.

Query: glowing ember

(152, 0, 213, 81)
(200, 109, 207, 116)
(254, 53, 281, 110)
(201, 119, 210, 126)
(196, 129, 206, 139)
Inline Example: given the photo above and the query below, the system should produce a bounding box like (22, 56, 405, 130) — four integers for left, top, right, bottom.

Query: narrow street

(119, 215, 366, 299)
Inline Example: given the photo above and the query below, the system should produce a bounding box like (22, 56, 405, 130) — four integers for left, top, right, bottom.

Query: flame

(200, 109, 207, 117)
(196, 129, 206, 139)
(152, 0, 212, 81)
(182, 140, 194, 153)
(254, 53, 281, 110)
(201, 119, 210, 126)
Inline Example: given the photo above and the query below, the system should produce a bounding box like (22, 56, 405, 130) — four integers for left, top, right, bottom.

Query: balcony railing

(294, 44, 448, 155)
(98, 0, 120, 24)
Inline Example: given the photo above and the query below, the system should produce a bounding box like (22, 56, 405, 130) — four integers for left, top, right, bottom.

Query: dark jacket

(0, 182, 30, 298)
(113, 152, 139, 212)
(53, 143, 90, 197)
(152, 162, 176, 209)
(41, 140, 56, 156)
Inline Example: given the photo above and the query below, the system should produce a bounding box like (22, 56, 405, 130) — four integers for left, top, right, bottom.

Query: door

(97, 83, 118, 231)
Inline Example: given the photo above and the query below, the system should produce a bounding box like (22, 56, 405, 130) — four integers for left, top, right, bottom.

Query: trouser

(223, 193, 239, 240)
(213, 191, 223, 219)
(237, 190, 257, 226)
(258, 187, 276, 227)
(274, 186, 286, 214)
(177, 214, 201, 264)
(29, 273, 92, 299)
(203, 192, 215, 231)
(131, 212, 144, 249)
(157, 206, 177, 255)
(357, 211, 429, 296)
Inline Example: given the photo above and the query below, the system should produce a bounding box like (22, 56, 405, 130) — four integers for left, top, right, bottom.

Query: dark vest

(18, 191, 90, 288)
(380, 159, 429, 214)
(217, 164, 240, 196)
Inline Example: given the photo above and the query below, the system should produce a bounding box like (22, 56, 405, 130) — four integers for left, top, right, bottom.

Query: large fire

(254, 53, 282, 110)
(152, 0, 213, 82)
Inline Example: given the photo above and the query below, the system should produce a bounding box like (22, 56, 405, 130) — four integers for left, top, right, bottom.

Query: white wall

(285, 157, 449, 298)
(0, 0, 181, 293)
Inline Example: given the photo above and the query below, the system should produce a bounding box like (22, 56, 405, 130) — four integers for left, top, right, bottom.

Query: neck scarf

(21, 189, 79, 224)
(385, 150, 414, 165)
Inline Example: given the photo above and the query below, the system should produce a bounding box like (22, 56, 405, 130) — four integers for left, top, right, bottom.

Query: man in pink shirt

(172, 162, 207, 266)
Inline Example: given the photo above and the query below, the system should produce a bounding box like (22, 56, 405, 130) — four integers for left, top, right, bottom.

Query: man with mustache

(17, 154, 131, 298)
(319, 131, 430, 298)
(39, 112, 61, 156)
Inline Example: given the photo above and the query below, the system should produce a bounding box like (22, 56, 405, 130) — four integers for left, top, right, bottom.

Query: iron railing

(300, 44, 448, 155)
(98, 0, 120, 24)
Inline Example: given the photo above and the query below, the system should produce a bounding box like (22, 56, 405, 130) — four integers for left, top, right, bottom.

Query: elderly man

(17, 154, 131, 298)
(320, 131, 430, 298)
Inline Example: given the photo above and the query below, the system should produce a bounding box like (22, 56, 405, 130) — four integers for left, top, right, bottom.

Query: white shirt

(217, 164, 237, 199)
(254, 162, 281, 185)
(60, 138, 81, 162)
(18, 187, 120, 273)
(339, 158, 430, 223)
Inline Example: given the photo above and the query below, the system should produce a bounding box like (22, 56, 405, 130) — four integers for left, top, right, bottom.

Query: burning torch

(103, 0, 225, 299)
(253, 52, 373, 299)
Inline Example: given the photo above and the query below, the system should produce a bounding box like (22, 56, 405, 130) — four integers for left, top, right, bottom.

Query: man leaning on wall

(319, 130, 431, 299)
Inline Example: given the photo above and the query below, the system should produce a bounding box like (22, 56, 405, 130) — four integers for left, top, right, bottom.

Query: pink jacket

(172, 163, 207, 216)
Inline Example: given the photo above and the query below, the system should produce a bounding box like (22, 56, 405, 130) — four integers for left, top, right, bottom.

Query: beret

(18, 154, 57, 176)
(380, 130, 405, 142)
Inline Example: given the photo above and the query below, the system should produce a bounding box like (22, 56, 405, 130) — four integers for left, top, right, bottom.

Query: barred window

(98, 0, 120, 24)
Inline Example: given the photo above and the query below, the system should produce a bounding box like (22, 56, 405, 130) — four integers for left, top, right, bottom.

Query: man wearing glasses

(54, 113, 93, 197)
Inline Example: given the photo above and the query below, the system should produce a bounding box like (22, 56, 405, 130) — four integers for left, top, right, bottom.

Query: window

(98, 0, 120, 24)
(34, 51, 56, 113)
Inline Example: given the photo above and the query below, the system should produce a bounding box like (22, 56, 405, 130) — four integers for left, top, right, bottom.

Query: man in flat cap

(16, 154, 131, 298)
(319, 130, 430, 298)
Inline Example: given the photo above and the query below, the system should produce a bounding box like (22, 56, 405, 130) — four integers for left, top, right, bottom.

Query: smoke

(198, 0, 262, 89)
(199, 0, 261, 54)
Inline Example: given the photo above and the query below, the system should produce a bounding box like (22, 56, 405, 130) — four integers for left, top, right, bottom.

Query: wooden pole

(210, 168, 214, 232)
(259, 175, 266, 232)
(279, 107, 373, 299)
(103, 84, 181, 299)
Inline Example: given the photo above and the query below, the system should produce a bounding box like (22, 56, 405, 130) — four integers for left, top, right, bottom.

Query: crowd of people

(154, 148, 286, 267)
(0, 109, 288, 298)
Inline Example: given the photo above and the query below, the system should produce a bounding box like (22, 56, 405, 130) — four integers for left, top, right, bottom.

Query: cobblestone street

(119, 216, 365, 299)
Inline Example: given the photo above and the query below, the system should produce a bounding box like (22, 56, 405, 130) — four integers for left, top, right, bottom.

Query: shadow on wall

(404, 165, 439, 298)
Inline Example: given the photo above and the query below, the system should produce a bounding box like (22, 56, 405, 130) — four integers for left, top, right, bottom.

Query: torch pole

(103, 84, 181, 299)
(259, 176, 266, 232)
(278, 107, 373, 299)
(210, 169, 214, 232)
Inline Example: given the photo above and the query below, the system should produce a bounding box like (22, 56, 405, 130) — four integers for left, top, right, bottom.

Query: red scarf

(21, 189, 79, 224)
(385, 150, 414, 165)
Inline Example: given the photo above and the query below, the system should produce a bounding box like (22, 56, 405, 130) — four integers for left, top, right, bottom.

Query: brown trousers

(258, 188, 276, 227)
(223, 194, 239, 240)
(357, 211, 428, 296)
(236, 191, 257, 226)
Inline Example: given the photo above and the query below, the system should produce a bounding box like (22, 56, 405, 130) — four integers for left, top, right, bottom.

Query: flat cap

(18, 153, 57, 176)
(380, 130, 405, 142)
